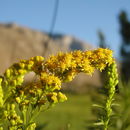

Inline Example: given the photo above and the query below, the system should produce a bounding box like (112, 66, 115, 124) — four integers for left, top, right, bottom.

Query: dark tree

(97, 30, 108, 85)
(98, 30, 107, 48)
(119, 11, 130, 81)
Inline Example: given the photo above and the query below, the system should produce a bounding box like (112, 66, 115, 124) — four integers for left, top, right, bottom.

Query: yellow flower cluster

(4, 56, 44, 87)
(40, 72, 61, 91)
(1, 48, 114, 107)
(84, 48, 113, 70)
(45, 48, 113, 82)
(4, 104, 23, 129)
(46, 92, 67, 103)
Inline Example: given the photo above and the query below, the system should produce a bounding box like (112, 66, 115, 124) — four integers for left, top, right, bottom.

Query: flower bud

(4, 69, 11, 78)
(46, 92, 58, 103)
(4, 111, 8, 118)
(0, 78, 2, 85)
(15, 97, 21, 104)
(10, 119, 16, 126)
(0, 127, 3, 130)
(11, 104, 15, 110)
(57, 92, 67, 102)
(19, 63, 25, 69)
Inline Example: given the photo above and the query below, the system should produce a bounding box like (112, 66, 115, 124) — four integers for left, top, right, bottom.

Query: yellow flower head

(84, 48, 113, 71)
(40, 72, 61, 91)
(45, 52, 73, 74)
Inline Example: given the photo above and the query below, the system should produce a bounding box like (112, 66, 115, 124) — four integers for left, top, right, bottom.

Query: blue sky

(0, 0, 130, 58)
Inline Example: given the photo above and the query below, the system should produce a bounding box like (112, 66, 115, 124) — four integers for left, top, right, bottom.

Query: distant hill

(0, 23, 101, 93)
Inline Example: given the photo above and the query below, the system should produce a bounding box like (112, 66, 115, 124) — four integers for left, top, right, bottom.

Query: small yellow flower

(40, 72, 61, 91)
(57, 92, 67, 102)
(46, 92, 58, 103)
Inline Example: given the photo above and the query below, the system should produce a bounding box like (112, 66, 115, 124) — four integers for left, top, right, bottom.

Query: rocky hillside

(0, 23, 101, 92)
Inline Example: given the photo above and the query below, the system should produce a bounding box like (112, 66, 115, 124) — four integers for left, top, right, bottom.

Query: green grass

(36, 93, 92, 130)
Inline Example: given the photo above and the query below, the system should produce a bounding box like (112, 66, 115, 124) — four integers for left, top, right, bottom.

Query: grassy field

(36, 93, 93, 130)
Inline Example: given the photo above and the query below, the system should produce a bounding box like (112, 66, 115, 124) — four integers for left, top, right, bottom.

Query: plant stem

(103, 63, 118, 130)
(22, 107, 27, 129)
(104, 93, 114, 130)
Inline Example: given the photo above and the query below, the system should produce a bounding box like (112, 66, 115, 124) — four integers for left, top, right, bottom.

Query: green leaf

(93, 122, 104, 126)
(111, 103, 120, 107)
(92, 104, 104, 109)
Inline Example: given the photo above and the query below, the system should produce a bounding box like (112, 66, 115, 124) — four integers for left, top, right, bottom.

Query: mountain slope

(0, 23, 101, 92)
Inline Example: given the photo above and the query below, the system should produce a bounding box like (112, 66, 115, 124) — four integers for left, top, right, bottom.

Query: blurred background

(0, 0, 130, 130)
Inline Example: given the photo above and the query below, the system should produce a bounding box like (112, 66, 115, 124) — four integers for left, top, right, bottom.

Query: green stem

(103, 63, 118, 130)
(104, 92, 115, 130)
(29, 108, 41, 123)
(29, 104, 51, 124)
(22, 107, 27, 129)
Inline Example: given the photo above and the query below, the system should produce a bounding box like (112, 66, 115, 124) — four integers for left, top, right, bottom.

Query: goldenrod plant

(109, 81, 130, 130)
(0, 48, 118, 130)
